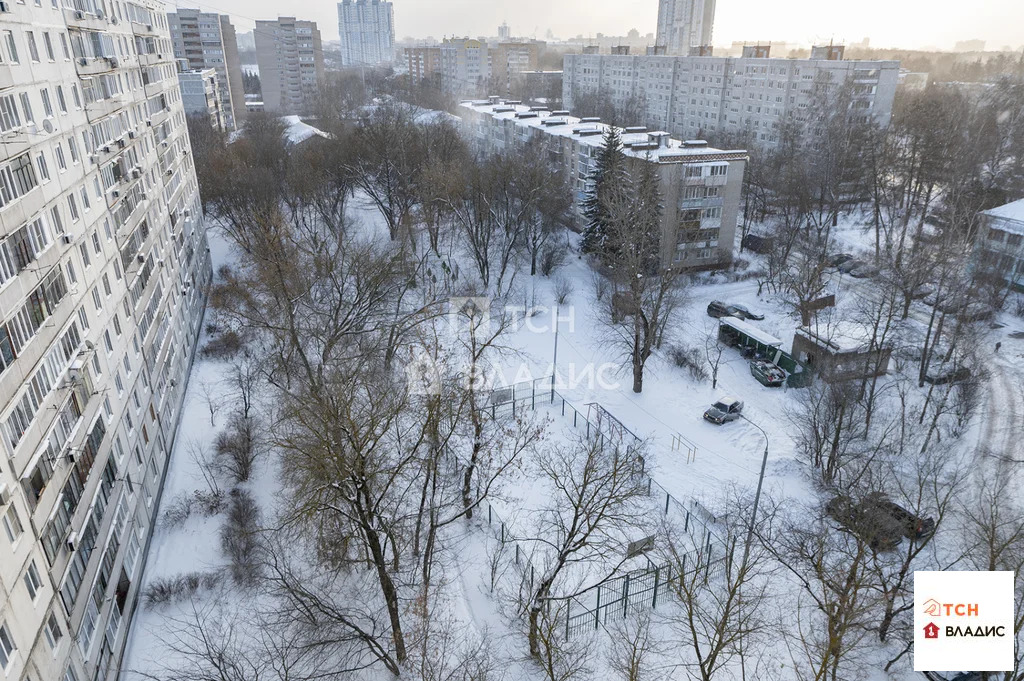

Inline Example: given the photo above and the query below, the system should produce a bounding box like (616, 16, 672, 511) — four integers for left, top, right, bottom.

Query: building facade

(177, 64, 225, 130)
(404, 45, 441, 83)
(563, 49, 900, 148)
(458, 99, 747, 269)
(167, 8, 244, 130)
(976, 199, 1024, 293)
(440, 38, 490, 98)
(656, 0, 716, 55)
(491, 41, 540, 96)
(337, 0, 394, 68)
(0, 2, 212, 681)
(254, 17, 325, 115)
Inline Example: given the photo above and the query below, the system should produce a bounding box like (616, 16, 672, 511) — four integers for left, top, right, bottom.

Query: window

(68, 193, 79, 221)
(79, 242, 90, 268)
(3, 505, 23, 543)
(92, 286, 102, 311)
(40, 88, 53, 117)
(2, 30, 19, 64)
(0, 621, 14, 670)
(56, 85, 68, 114)
(27, 32, 40, 62)
(55, 144, 66, 171)
(35, 152, 49, 182)
(0, 94, 20, 132)
(59, 33, 69, 60)
(42, 32, 54, 61)
(24, 560, 43, 600)
(44, 611, 62, 649)
(19, 92, 33, 125)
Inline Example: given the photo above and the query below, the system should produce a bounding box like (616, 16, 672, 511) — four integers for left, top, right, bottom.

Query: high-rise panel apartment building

(656, 0, 716, 55)
(177, 64, 225, 130)
(167, 8, 244, 130)
(0, 2, 212, 681)
(254, 17, 325, 115)
(563, 48, 900, 148)
(337, 0, 394, 67)
(405, 45, 441, 83)
(458, 99, 747, 269)
(440, 37, 490, 98)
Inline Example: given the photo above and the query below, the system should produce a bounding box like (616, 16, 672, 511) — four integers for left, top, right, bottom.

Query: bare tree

(607, 613, 662, 681)
(525, 435, 650, 657)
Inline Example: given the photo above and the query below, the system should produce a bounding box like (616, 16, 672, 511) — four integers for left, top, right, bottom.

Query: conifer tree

(580, 126, 625, 257)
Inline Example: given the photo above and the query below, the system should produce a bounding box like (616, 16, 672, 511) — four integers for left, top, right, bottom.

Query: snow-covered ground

(122, 188, 1024, 680)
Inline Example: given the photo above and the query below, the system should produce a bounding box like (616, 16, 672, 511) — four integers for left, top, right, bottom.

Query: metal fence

(467, 378, 732, 636)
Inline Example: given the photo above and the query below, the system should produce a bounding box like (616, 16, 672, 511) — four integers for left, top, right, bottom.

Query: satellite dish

(42, 119, 55, 134)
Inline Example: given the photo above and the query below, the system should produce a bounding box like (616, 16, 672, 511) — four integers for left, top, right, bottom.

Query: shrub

(668, 344, 709, 383)
(540, 245, 567, 277)
(554, 276, 574, 305)
(144, 571, 222, 607)
(221, 489, 261, 586)
(201, 330, 243, 359)
(215, 413, 260, 483)
(161, 489, 228, 528)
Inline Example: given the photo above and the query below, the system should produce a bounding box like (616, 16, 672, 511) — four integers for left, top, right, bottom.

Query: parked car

(923, 365, 971, 385)
(707, 301, 738, 318)
(923, 672, 983, 681)
(703, 397, 744, 424)
(825, 493, 936, 550)
(825, 495, 903, 551)
(870, 496, 936, 540)
(729, 303, 764, 321)
(910, 282, 936, 299)
(750, 360, 786, 387)
(837, 258, 864, 274)
(828, 253, 856, 267)
(849, 262, 879, 279)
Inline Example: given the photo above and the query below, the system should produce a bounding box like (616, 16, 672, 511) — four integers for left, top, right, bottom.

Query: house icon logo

(924, 622, 940, 639)
(923, 598, 942, 617)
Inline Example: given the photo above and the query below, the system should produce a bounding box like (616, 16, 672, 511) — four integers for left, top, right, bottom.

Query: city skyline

(196, 0, 1023, 51)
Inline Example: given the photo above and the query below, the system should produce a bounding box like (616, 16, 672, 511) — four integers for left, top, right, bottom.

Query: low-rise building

(458, 99, 747, 269)
(792, 323, 892, 382)
(976, 199, 1024, 293)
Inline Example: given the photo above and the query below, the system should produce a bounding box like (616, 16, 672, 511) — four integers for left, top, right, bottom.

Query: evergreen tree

(580, 126, 625, 257)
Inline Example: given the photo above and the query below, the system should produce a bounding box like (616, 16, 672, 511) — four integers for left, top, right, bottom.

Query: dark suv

(825, 493, 935, 550)
(707, 301, 737, 318)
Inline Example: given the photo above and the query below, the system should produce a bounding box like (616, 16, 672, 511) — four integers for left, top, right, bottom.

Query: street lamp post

(740, 415, 769, 569)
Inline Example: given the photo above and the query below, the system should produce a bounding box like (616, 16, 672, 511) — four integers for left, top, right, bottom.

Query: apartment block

(177, 64, 224, 130)
(563, 47, 900, 148)
(976, 199, 1024, 292)
(337, 0, 394, 67)
(458, 99, 747, 269)
(440, 37, 490, 98)
(491, 41, 540, 96)
(167, 8, 244, 130)
(254, 17, 325, 115)
(656, 0, 716, 55)
(404, 45, 441, 83)
(0, 2, 212, 681)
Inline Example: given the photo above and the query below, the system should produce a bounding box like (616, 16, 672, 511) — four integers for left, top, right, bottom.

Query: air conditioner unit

(0, 2, 11, 13)
(128, 131, 136, 139)
(108, 57, 119, 68)
(79, 57, 88, 66)
(131, 168, 141, 179)
(61, 234, 73, 245)
(146, 119, 152, 127)
(0, 483, 9, 506)
(137, 254, 145, 263)
(66, 530, 78, 551)
(146, 24, 153, 31)
(165, 168, 172, 176)
(116, 138, 126, 148)
(75, 10, 84, 19)
(102, 145, 111, 153)
(111, 190, 120, 197)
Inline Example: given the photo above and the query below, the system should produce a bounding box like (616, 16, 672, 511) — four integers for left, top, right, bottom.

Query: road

(979, 345, 1024, 466)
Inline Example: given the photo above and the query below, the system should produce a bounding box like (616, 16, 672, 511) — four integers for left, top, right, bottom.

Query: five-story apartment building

(0, 2, 211, 681)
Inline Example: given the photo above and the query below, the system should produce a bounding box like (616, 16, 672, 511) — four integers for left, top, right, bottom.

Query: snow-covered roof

(983, 198, 1024, 235)
(796, 322, 882, 354)
(281, 115, 330, 145)
(720, 316, 783, 347)
(458, 100, 747, 163)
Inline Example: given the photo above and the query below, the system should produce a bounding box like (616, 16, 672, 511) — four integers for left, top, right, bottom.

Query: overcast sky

(181, 0, 1024, 51)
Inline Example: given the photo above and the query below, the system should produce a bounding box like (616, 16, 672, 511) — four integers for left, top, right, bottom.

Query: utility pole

(740, 415, 769, 570)
(550, 304, 559, 401)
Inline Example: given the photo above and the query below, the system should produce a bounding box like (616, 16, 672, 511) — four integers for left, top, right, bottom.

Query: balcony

(65, 8, 109, 31)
